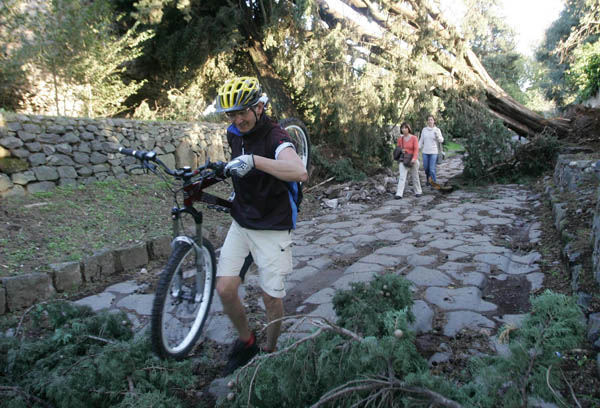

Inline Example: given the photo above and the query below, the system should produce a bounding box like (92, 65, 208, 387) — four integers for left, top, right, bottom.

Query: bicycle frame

(170, 176, 231, 302)
(117, 147, 231, 301)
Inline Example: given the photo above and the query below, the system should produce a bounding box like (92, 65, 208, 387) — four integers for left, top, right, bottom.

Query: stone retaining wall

(0, 112, 229, 197)
(550, 154, 600, 287)
(0, 235, 172, 314)
(547, 154, 600, 348)
(0, 112, 230, 315)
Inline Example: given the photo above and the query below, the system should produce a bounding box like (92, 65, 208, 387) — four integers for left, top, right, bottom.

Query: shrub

(467, 290, 586, 407)
(311, 145, 366, 182)
(332, 273, 414, 337)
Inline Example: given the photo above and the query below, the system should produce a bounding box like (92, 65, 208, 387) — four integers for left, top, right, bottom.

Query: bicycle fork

(171, 206, 206, 303)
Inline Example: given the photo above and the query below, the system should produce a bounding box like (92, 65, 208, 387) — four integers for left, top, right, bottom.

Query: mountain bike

(119, 147, 229, 359)
(118, 118, 310, 360)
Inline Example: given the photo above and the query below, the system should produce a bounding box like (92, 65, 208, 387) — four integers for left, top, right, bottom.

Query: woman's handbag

(393, 146, 403, 161)
(396, 137, 413, 166)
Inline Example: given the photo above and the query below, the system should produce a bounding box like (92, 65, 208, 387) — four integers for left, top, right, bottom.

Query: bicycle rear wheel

(151, 239, 216, 359)
(280, 117, 310, 170)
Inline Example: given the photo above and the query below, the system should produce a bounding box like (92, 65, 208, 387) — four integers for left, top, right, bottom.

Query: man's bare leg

(262, 292, 284, 351)
(216, 276, 251, 341)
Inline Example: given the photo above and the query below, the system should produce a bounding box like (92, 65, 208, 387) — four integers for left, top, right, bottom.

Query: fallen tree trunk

(317, 0, 572, 137)
(462, 49, 572, 136)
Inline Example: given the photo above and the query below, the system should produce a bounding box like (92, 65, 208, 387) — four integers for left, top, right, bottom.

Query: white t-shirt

(419, 126, 443, 154)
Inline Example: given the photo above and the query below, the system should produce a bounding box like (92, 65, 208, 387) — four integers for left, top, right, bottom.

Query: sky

(501, 0, 564, 55)
(440, 0, 565, 56)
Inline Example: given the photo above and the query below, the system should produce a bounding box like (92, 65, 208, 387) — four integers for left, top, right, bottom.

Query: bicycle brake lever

(126, 160, 157, 175)
(142, 161, 158, 172)
(127, 165, 143, 173)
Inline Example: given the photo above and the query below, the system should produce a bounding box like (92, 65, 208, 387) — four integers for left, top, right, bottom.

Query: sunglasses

(225, 107, 252, 119)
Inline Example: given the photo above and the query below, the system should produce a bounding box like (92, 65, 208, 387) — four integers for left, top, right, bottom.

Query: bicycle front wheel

(280, 117, 310, 170)
(151, 239, 216, 359)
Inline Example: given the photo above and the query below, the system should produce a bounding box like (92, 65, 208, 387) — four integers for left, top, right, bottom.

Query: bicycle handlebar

(118, 146, 227, 179)
(118, 147, 157, 162)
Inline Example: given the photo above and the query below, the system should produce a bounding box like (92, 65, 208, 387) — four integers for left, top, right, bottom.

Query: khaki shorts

(217, 220, 293, 298)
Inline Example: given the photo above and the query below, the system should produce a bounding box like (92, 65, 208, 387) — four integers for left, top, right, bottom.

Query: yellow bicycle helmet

(215, 77, 263, 113)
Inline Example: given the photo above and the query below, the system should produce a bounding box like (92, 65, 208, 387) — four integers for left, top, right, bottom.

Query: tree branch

(308, 375, 464, 408)
(0, 385, 54, 408)
(16, 299, 74, 339)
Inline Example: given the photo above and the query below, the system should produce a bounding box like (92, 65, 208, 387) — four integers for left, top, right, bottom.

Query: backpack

(286, 181, 303, 211)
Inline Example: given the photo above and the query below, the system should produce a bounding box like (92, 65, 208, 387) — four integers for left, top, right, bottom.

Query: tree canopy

(2, 0, 598, 173)
(0, 0, 151, 116)
(536, 0, 600, 104)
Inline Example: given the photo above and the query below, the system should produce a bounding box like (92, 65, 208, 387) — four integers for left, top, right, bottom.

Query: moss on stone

(0, 157, 29, 174)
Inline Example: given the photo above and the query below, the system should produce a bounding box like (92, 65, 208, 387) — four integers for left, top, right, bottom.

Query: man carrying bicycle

(215, 77, 308, 375)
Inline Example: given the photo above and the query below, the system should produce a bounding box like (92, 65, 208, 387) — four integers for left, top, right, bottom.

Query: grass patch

(0, 175, 233, 278)
(445, 140, 465, 156)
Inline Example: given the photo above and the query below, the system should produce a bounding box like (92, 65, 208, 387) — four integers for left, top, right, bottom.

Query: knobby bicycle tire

(280, 117, 311, 171)
(151, 239, 216, 359)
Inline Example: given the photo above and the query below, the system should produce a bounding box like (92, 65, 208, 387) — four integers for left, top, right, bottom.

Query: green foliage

(460, 127, 560, 183)
(440, 91, 515, 180)
(332, 273, 414, 337)
(224, 334, 428, 408)
(536, 0, 600, 105)
(221, 274, 427, 408)
(0, 0, 28, 110)
(266, 18, 407, 163)
(519, 57, 559, 114)
(127, 2, 445, 164)
(482, 53, 530, 104)
(536, 7, 578, 104)
(1, 285, 587, 408)
(462, 119, 514, 180)
(2, 0, 152, 117)
(566, 39, 600, 101)
(0, 302, 194, 408)
(467, 291, 586, 407)
(221, 283, 589, 408)
(125, 1, 245, 119)
(511, 132, 562, 177)
(310, 146, 366, 182)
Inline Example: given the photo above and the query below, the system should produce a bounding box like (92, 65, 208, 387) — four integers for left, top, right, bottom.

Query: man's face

(227, 103, 264, 133)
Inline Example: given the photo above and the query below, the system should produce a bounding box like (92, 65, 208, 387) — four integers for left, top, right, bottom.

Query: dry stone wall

(0, 112, 231, 315)
(0, 235, 173, 314)
(0, 112, 229, 196)
(546, 153, 600, 344)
